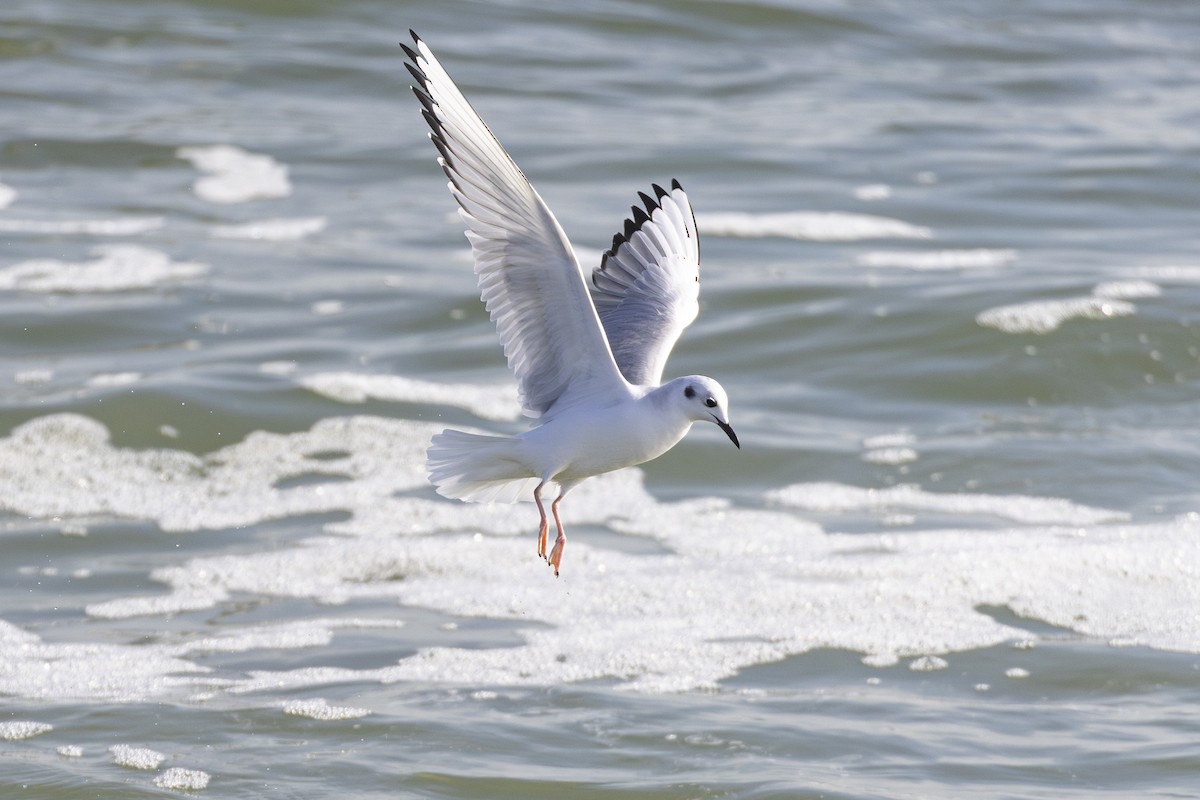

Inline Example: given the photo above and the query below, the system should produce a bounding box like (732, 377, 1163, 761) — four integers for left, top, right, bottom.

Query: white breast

(516, 394, 693, 487)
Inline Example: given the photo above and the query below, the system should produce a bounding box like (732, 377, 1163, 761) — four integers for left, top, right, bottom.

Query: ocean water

(2, 0, 1200, 797)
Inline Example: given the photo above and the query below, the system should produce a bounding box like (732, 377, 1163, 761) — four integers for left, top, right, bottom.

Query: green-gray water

(2, 1, 1199, 797)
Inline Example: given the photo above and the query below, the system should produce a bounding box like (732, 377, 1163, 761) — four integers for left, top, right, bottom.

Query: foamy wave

(14, 368, 53, 385)
(87, 372, 141, 388)
(0, 217, 164, 235)
(1092, 279, 1161, 300)
(301, 372, 522, 421)
(0, 720, 53, 740)
(976, 296, 1136, 334)
(211, 217, 326, 240)
(110, 744, 166, 770)
(0, 182, 17, 209)
(1, 414, 1196, 699)
(858, 249, 1017, 270)
(1134, 265, 1200, 282)
(283, 698, 371, 721)
(0, 245, 206, 293)
(0, 618, 215, 702)
(861, 430, 919, 465)
(862, 447, 918, 465)
(310, 299, 344, 316)
(0, 413, 430, 533)
(177, 145, 290, 204)
(853, 184, 892, 201)
(976, 277, 1160, 335)
(767, 482, 1127, 526)
(154, 768, 211, 791)
(699, 211, 931, 241)
(175, 618, 404, 656)
(862, 433, 916, 449)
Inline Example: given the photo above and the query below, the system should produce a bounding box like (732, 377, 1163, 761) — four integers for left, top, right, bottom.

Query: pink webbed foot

(548, 493, 566, 577)
(548, 534, 565, 577)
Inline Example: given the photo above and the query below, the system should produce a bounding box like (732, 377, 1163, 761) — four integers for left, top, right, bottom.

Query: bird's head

(676, 376, 739, 449)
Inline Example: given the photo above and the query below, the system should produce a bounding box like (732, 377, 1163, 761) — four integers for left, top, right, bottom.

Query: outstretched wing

(589, 180, 701, 386)
(402, 31, 629, 419)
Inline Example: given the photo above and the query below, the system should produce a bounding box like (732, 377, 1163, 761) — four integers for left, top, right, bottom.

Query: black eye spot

(684, 385, 696, 399)
(704, 397, 717, 408)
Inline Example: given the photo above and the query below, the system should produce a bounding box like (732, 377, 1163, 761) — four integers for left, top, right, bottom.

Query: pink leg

(547, 493, 566, 577)
(534, 481, 548, 561)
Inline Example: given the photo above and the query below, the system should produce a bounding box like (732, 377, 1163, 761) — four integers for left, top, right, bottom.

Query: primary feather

(590, 180, 701, 385)
(402, 32, 628, 421)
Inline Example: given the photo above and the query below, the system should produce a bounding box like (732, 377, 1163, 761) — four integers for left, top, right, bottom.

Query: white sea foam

(862, 447, 918, 465)
(0, 616, 403, 702)
(283, 697, 371, 720)
(154, 768, 211, 791)
(1092, 279, 1161, 299)
(0, 618, 216, 701)
(861, 431, 918, 466)
(300, 372, 522, 421)
(853, 184, 892, 201)
(977, 276, 1160, 334)
(0, 217, 164, 235)
(698, 211, 931, 241)
(0, 720, 53, 740)
(0, 413, 429, 535)
(211, 216, 325, 240)
(110, 744, 166, 770)
(177, 145, 290, 204)
(0, 182, 17, 209)
(0, 245, 207, 293)
(766, 482, 1127, 526)
(14, 369, 53, 385)
(57, 745, 83, 758)
(0, 414, 1197, 697)
(858, 249, 1017, 270)
(862, 433, 916, 450)
(87, 372, 141, 387)
(976, 297, 1136, 334)
(908, 655, 948, 672)
(310, 299, 344, 316)
(1134, 264, 1200, 282)
(173, 618, 405, 656)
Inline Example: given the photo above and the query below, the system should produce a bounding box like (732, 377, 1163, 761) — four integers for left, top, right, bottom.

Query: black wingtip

(651, 182, 669, 200)
(404, 61, 426, 86)
(412, 84, 436, 113)
(631, 205, 650, 226)
(637, 191, 658, 213)
(671, 177, 683, 191)
(401, 30, 421, 58)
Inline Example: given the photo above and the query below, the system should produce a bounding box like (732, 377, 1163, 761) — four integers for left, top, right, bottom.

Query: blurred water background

(2, 1, 1200, 797)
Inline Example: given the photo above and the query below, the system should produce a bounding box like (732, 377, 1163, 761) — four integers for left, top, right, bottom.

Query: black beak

(715, 418, 740, 449)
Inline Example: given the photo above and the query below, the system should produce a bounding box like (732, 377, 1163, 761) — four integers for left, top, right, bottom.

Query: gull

(402, 31, 739, 576)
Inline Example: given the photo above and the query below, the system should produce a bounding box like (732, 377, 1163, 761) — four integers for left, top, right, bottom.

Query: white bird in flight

(402, 31, 739, 576)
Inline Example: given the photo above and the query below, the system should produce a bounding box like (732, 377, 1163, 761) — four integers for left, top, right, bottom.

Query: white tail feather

(426, 429, 537, 503)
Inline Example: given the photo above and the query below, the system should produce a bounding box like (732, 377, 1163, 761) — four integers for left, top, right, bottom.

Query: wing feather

(589, 181, 701, 386)
(403, 32, 629, 419)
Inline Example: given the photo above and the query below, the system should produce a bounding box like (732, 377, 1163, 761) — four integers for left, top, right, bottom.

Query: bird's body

(519, 380, 695, 488)
(430, 376, 720, 502)
(403, 32, 738, 575)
